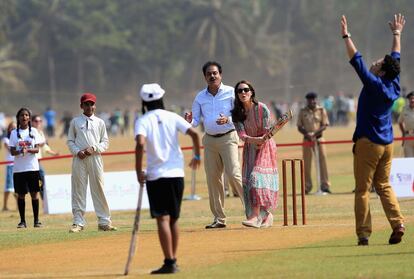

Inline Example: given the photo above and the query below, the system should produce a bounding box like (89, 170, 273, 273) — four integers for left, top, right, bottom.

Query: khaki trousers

(203, 131, 244, 224)
(302, 138, 331, 191)
(403, 136, 414, 157)
(353, 138, 404, 238)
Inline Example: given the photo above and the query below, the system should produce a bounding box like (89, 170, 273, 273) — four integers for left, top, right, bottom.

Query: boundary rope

(1, 136, 414, 165)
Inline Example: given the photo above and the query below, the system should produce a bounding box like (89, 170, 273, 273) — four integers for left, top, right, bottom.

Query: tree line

(0, 0, 413, 113)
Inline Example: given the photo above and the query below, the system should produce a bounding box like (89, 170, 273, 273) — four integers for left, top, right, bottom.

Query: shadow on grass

(333, 251, 414, 258)
(56, 273, 128, 278)
(225, 243, 413, 255)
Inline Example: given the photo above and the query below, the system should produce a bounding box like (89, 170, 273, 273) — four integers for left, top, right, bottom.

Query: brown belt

(207, 129, 235, 138)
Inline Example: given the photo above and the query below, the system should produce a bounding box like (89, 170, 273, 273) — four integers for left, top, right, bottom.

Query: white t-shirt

(134, 109, 191, 181)
(35, 130, 46, 159)
(9, 127, 41, 173)
(2, 137, 14, 165)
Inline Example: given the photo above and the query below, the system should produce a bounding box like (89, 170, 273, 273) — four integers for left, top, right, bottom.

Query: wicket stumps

(282, 159, 306, 226)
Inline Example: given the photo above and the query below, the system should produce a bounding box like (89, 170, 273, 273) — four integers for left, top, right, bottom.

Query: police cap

(305, 92, 318, 99)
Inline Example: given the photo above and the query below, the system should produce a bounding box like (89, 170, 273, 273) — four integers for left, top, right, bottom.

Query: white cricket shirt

(135, 109, 191, 181)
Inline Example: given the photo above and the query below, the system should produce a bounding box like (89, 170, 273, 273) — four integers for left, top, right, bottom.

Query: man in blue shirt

(43, 107, 56, 137)
(185, 61, 245, 229)
(341, 14, 406, 246)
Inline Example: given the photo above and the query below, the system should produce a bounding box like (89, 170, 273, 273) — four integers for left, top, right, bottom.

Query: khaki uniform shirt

(297, 105, 329, 133)
(398, 106, 414, 134)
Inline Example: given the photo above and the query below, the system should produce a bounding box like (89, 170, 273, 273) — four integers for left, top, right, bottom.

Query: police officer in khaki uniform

(398, 91, 414, 157)
(297, 92, 332, 194)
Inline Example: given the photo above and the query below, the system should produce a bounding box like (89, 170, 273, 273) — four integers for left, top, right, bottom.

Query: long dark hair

(16, 107, 34, 139)
(231, 80, 258, 123)
(141, 99, 165, 114)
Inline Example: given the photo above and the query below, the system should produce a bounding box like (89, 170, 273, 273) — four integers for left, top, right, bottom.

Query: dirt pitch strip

(0, 219, 387, 278)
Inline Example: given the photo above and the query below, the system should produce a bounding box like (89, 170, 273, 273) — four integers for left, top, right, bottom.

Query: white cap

(139, 83, 165, 102)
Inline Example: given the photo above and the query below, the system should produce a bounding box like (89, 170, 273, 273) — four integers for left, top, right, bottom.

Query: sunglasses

(236, 87, 251, 94)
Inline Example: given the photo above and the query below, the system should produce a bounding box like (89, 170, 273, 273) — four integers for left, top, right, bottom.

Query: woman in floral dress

(231, 80, 279, 228)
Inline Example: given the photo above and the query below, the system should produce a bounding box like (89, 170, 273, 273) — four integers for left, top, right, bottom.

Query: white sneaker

(69, 224, 84, 233)
(242, 217, 262, 228)
(261, 213, 274, 228)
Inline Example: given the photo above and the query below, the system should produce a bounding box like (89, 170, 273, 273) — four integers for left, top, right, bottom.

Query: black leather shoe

(358, 237, 369, 246)
(151, 264, 178, 274)
(321, 188, 332, 194)
(389, 224, 405, 245)
(205, 222, 226, 229)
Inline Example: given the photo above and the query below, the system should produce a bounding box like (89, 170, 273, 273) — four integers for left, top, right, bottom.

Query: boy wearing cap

(135, 83, 201, 274)
(297, 92, 331, 194)
(67, 93, 116, 233)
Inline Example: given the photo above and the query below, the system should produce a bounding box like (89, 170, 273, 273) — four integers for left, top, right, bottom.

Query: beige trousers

(302, 138, 331, 191)
(203, 131, 244, 224)
(403, 136, 414, 157)
(353, 137, 404, 238)
(71, 155, 112, 226)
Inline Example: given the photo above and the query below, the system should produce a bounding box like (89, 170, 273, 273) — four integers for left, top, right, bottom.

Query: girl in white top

(2, 121, 16, 211)
(9, 108, 42, 228)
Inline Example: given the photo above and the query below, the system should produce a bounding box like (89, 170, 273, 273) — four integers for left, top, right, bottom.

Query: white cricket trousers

(71, 155, 111, 226)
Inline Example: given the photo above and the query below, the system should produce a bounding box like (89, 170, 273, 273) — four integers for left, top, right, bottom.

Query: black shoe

(358, 237, 369, 246)
(389, 224, 405, 245)
(17, 221, 27, 229)
(322, 188, 332, 194)
(205, 221, 226, 229)
(151, 264, 178, 274)
(34, 221, 43, 228)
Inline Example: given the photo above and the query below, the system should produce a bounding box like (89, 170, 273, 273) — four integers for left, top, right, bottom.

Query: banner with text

(43, 171, 149, 214)
(390, 158, 414, 198)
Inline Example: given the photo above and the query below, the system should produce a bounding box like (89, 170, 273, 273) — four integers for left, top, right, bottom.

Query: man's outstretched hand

(341, 15, 349, 37)
(389, 13, 405, 34)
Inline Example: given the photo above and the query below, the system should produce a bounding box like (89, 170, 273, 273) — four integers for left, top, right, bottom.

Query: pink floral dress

(234, 102, 279, 219)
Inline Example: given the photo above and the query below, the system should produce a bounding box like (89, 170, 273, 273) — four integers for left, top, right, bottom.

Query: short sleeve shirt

(134, 109, 192, 181)
(297, 106, 329, 133)
(9, 127, 41, 173)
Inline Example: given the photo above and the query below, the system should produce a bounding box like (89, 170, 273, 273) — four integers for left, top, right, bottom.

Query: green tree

(0, 44, 29, 94)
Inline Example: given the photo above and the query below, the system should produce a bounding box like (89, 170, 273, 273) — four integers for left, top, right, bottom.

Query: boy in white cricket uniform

(135, 83, 201, 274)
(67, 93, 116, 233)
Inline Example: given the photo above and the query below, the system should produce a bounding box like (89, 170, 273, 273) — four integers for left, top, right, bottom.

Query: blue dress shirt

(351, 51, 401, 145)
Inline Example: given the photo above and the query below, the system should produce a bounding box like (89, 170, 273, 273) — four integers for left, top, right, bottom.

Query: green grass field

(0, 125, 413, 278)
